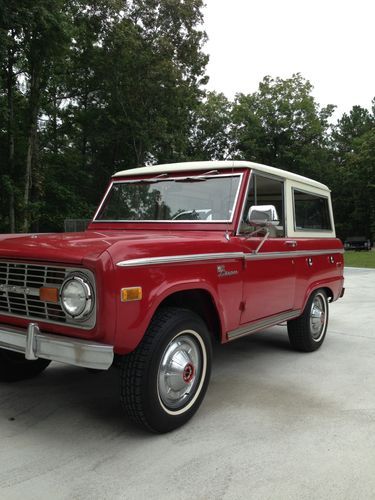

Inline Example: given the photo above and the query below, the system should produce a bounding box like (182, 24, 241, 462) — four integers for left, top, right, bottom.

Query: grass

(344, 250, 375, 268)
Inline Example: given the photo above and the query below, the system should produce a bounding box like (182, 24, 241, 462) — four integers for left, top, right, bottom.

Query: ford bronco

(0, 161, 344, 432)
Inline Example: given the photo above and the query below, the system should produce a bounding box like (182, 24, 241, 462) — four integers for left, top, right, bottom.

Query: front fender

(114, 278, 225, 354)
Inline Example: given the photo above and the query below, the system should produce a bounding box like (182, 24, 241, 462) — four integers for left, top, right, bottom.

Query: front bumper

(0, 323, 114, 370)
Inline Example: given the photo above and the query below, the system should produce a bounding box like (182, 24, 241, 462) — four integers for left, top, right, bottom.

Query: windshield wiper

(127, 174, 171, 184)
(175, 177, 207, 183)
(175, 170, 219, 183)
(128, 170, 219, 184)
(201, 169, 219, 176)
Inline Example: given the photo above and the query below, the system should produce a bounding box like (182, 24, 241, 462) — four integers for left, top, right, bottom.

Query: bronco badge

(217, 265, 238, 278)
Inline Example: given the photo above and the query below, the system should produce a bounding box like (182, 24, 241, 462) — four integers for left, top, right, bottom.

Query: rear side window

(293, 189, 332, 231)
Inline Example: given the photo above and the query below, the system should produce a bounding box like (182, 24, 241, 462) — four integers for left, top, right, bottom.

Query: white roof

(113, 160, 329, 191)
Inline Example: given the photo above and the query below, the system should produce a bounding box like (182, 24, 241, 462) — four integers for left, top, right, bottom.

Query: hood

(0, 231, 120, 265)
(0, 230, 228, 266)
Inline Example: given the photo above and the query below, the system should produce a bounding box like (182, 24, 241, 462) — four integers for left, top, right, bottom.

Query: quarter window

(293, 190, 332, 231)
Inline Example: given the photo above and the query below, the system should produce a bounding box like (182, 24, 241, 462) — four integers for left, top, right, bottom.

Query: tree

(0, 0, 209, 232)
(332, 105, 373, 164)
(231, 74, 335, 181)
(331, 104, 375, 239)
(0, 0, 72, 231)
(187, 91, 233, 160)
(0, 0, 29, 232)
(101, 0, 208, 166)
(21, 0, 72, 231)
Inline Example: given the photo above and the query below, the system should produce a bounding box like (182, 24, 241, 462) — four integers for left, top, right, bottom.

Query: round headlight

(60, 275, 94, 319)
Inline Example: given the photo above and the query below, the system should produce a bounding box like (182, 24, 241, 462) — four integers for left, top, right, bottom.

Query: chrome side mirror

(247, 205, 279, 227)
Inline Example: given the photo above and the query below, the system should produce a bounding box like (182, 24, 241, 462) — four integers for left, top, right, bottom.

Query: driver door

(238, 173, 296, 325)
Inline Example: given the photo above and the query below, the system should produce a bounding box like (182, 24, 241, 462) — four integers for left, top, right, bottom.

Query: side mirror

(247, 205, 280, 227)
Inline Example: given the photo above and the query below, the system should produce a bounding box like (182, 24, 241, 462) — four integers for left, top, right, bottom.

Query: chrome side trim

(0, 323, 114, 370)
(116, 248, 344, 267)
(227, 309, 302, 341)
(245, 248, 344, 261)
(116, 252, 245, 267)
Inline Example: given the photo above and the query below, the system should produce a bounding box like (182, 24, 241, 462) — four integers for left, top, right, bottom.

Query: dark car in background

(344, 236, 372, 251)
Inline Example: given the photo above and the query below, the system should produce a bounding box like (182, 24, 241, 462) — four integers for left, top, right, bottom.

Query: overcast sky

(203, 0, 375, 118)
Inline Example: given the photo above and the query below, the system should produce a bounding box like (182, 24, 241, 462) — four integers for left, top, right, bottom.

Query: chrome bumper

(0, 323, 114, 370)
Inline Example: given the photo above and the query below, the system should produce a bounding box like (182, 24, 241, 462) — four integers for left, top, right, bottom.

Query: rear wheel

(0, 349, 50, 382)
(287, 289, 329, 352)
(120, 307, 212, 433)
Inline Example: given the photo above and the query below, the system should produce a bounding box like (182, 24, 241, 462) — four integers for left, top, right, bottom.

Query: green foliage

(188, 91, 233, 160)
(0, 0, 208, 231)
(228, 75, 375, 240)
(0, 2, 374, 239)
(332, 105, 373, 163)
(331, 105, 375, 240)
(344, 251, 375, 269)
(232, 74, 335, 179)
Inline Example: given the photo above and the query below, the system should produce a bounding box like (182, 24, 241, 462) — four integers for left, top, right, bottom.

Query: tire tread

(287, 289, 328, 352)
(120, 307, 203, 431)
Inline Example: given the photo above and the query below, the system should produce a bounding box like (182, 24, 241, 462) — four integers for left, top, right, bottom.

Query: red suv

(0, 161, 344, 432)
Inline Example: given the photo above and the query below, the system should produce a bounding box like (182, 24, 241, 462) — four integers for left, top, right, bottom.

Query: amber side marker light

(39, 287, 59, 303)
(121, 287, 143, 302)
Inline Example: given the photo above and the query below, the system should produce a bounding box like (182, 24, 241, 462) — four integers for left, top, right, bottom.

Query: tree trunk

(6, 42, 16, 233)
(81, 73, 89, 172)
(23, 61, 41, 233)
(52, 85, 58, 156)
(133, 136, 144, 166)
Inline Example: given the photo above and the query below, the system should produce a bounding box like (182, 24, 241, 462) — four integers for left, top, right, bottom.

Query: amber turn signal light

(121, 287, 142, 302)
(39, 287, 59, 303)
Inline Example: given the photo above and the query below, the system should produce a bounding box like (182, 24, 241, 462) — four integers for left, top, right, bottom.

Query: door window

(240, 174, 285, 237)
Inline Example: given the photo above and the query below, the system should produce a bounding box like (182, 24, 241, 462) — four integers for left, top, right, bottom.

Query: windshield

(95, 174, 242, 222)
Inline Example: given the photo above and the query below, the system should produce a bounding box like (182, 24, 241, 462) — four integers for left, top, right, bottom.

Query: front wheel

(0, 349, 51, 382)
(287, 289, 329, 352)
(120, 307, 212, 433)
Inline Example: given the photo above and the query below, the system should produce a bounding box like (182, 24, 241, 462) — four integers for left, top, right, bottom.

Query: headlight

(60, 275, 94, 319)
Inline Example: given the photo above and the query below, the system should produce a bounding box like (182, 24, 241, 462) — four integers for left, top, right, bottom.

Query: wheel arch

(156, 288, 223, 344)
(302, 283, 334, 312)
(321, 286, 334, 302)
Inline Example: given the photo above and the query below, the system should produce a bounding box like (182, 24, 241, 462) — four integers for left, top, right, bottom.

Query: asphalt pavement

(0, 267, 374, 500)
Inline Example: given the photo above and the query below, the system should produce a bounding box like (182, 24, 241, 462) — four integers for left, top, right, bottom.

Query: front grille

(0, 262, 68, 323)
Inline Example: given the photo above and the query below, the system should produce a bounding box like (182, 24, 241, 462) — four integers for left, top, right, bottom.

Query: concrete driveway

(0, 268, 374, 500)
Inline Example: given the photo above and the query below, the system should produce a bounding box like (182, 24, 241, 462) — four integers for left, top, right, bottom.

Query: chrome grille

(0, 262, 67, 323)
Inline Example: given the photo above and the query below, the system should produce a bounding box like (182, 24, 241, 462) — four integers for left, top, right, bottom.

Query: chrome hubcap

(158, 333, 202, 410)
(310, 294, 327, 341)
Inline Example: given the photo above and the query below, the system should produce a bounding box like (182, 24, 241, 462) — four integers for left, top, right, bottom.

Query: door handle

(285, 240, 297, 248)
